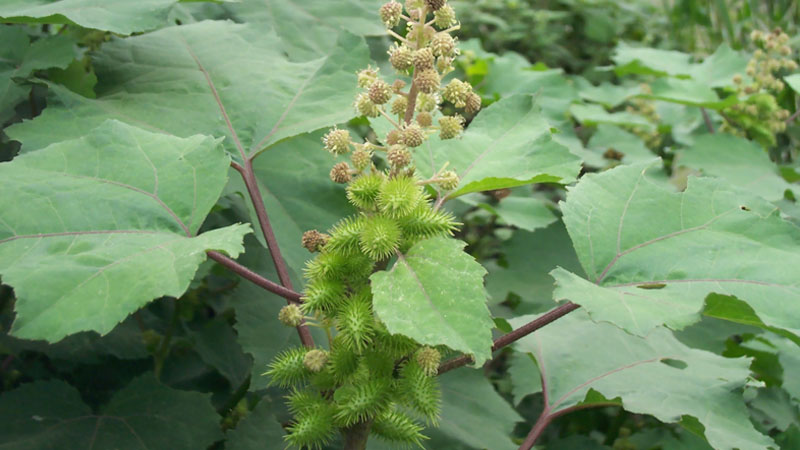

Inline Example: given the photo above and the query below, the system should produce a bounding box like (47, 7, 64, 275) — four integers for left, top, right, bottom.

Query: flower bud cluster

(270, 2, 482, 447)
(721, 28, 795, 147)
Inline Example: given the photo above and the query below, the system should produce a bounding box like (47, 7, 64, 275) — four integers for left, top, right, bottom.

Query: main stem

(342, 420, 373, 450)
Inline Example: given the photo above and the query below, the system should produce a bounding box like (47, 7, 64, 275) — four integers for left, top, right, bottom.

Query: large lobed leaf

(0, 120, 250, 342)
(0, 374, 222, 449)
(0, 0, 179, 34)
(512, 310, 775, 449)
(552, 160, 800, 337)
(416, 95, 582, 199)
(370, 237, 494, 365)
(7, 20, 370, 160)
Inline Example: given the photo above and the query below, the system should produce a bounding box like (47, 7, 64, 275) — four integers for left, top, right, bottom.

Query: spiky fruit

(285, 400, 336, 449)
(266, 347, 310, 387)
(330, 162, 352, 184)
(436, 169, 460, 191)
(385, 128, 402, 145)
(378, 176, 424, 217)
(351, 148, 372, 171)
(328, 338, 360, 381)
(442, 79, 470, 107)
(387, 145, 412, 169)
(416, 69, 440, 94)
(325, 216, 366, 256)
(355, 92, 380, 117)
(431, 33, 456, 57)
(278, 305, 303, 327)
(302, 229, 329, 252)
(336, 291, 375, 352)
(397, 361, 441, 423)
(389, 44, 414, 71)
(369, 79, 392, 105)
(303, 349, 329, 373)
(465, 92, 482, 114)
(333, 379, 392, 426)
(438, 114, 464, 139)
(401, 123, 425, 147)
(379, 1, 403, 28)
(391, 96, 408, 116)
(416, 111, 432, 127)
(413, 47, 435, 71)
(346, 173, 384, 210)
(303, 278, 346, 312)
(359, 215, 402, 260)
(398, 205, 459, 241)
(322, 128, 351, 155)
(357, 67, 379, 88)
(416, 346, 441, 376)
(372, 410, 427, 447)
(434, 4, 456, 28)
(425, 0, 445, 11)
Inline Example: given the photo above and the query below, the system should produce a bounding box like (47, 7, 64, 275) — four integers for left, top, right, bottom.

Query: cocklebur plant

(265, 1, 480, 448)
(721, 27, 796, 147)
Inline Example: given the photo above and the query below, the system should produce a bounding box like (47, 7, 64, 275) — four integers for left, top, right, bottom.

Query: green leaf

(6, 21, 370, 160)
(435, 368, 522, 450)
(689, 43, 749, 88)
(0, 120, 250, 342)
(612, 43, 693, 77)
(512, 310, 775, 450)
(226, 399, 287, 449)
(416, 95, 582, 198)
(0, 374, 222, 449)
(786, 74, 800, 94)
(191, 318, 252, 387)
(569, 103, 656, 130)
(586, 124, 655, 166)
(553, 160, 800, 337)
(226, 0, 386, 60)
(458, 191, 557, 232)
(508, 351, 542, 405)
(575, 78, 639, 108)
(676, 133, 796, 202)
(0, 0, 178, 34)
(370, 237, 493, 365)
(641, 77, 737, 109)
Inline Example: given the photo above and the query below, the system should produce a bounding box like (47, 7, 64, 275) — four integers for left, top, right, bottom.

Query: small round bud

(416, 111, 432, 127)
(416, 69, 440, 94)
(438, 114, 464, 140)
(303, 349, 329, 373)
(302, 229, 329, 252)
(357, 67, 379, 88)
(780, 45, 792, 56)
(436, 56, 453, 73)
(330, 162, 352, 184)
(416, 346, 441, 376)
(413, 47, 435, 71)
(787, 60, 799, 71)
(322, 128, 351, 155)
(391, 96, 408, 116)
(278, 304, 304, 327)
(380, 1, 403, 28)
(355, 93, 381, 118)
(750, 30, 763, 42)
(732, 74, 742, 85)
(401, 123, 425, 147)
(431, 33, 456, 57)
(465, 92, 482, 114)
(753, 49, 764, 59)
(416, 92, 440, 112)
(442, 79, 471, 107)
(437, 170, 460, 191)
(386, 128, 402, 145)
(351, 148, 373, 171)
(746, 104, 759, 115)
(369, 79, 392, 105)
(434, 4, 456, 28)
(392, 79, 407, 92)
(387, 145, 412, 168)
(389, 44, 414, 71)
(425, 0, 446, 11)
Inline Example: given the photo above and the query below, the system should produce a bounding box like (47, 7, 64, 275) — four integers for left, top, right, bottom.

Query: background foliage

(1, 0, 800, 449)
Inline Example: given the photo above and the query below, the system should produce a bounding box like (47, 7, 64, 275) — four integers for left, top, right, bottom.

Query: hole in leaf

(660, 358, 687, 370)
(740, 205, 750, 211)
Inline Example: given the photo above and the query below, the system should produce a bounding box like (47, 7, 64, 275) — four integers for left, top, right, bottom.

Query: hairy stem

(700, 107, 715, 133)
(404, 80, 420, 125)
(342, 419, 373, 450)
(437, 302, 580, 375)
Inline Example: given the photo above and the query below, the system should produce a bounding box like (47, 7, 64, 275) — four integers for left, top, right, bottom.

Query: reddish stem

(206, 251, 302, 303)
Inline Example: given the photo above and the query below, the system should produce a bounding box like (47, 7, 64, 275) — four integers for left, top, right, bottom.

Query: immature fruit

(438, 114, 464, 139)
(303, 349, 329, 373)
(416, 111, 432, 127)
(387, 145, 412, 168)
(330, 162, 352, 184)
(416, 69, 440, 94)
(416, 346, 442, 376)
(355, 93, 380, 118)
(391, 96, 408, 116)
(413, 47, 435, 71)
(369, 79, 392, 105)
(279, 304, 304, 327)
(360, 215, 402, 260)
(301, 229, 329, 252)
(431, 33, 456, 57)
(378, 176, 424, 217)
(437, 170, 460, 190)
(346, 173, 384, 210)
(401, 123, 425, 147)
(351, 148, 372, 171)
(322, 128, 351, 155)
(434, 4, 456, 28)
(389, 44, 414, 71)
(386, 128, 402, 145)
(379, 1, 403, 28)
